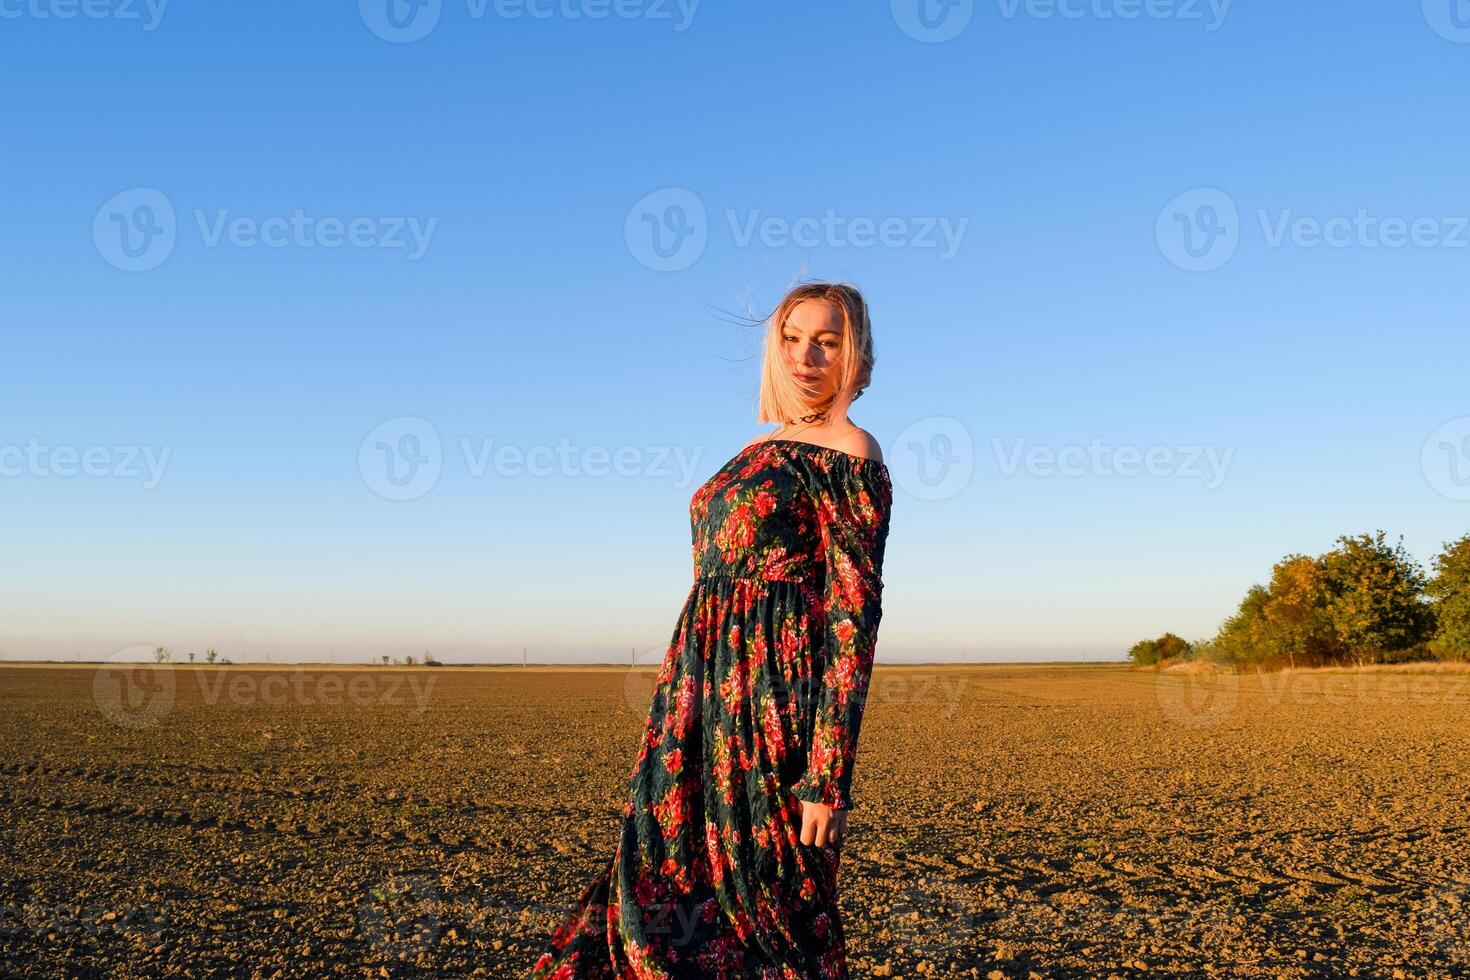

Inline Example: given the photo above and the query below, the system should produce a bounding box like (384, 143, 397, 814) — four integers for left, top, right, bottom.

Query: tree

(152, 646, 172, 664)
(1429, 533, 1470, 661)
(382, 655, 390, 666)
(1128, 638, 1161, 666)
(1127, 632, 1193, 666)
(1210, 583, 1270, 665)
(1319, 531, 1434, 664)
(405, 654, 416, 666)
(205, 649, 219, 664)
(1254, 554, 1339, 668)
(187, 651, 196, 663)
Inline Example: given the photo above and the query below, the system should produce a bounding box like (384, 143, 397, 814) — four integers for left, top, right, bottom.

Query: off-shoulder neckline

(743, 437, 890, 472)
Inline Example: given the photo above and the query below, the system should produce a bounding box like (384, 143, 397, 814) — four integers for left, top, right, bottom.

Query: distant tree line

(1130, 530, 1470, 670)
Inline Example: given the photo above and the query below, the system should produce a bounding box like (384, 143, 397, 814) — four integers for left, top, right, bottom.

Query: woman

(529, 281, 894, 979)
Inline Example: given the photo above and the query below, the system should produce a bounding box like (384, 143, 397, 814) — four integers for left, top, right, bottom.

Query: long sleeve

(791, 456, 893, 812)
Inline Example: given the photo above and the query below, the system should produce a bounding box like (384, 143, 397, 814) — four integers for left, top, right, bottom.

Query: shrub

(1128, 632, 1193, 666)
(1429, 533, 1470, 661)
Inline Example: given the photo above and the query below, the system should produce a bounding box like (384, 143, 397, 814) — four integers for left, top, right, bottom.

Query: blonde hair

(755, 282, 875, 425)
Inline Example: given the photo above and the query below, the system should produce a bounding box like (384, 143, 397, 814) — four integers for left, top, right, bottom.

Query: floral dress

(528, 437, 894, 980)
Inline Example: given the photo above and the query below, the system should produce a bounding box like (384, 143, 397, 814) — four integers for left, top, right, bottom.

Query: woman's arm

(791, 452, 893, 814)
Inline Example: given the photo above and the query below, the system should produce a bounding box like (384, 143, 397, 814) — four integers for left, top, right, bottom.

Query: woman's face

(781, 300, 843, 403)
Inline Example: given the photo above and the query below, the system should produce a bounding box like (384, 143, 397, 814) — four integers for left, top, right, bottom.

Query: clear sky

(3, 2, 1469, 664)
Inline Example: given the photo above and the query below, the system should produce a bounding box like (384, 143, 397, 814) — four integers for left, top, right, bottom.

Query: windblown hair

(755, 282, 875, 425)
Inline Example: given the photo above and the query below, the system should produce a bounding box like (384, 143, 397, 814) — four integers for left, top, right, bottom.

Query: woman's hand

(798, 800, 847, 849)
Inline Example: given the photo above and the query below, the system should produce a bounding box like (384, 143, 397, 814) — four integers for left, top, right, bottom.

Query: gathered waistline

(693, 572, 812, 585)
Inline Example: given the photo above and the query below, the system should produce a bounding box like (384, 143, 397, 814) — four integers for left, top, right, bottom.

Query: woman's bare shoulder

(831, 428, 884, 465)
(739, 433, 772, 453)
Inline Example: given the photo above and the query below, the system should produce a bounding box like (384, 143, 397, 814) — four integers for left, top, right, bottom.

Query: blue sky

(3, 1, 1469, 663)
